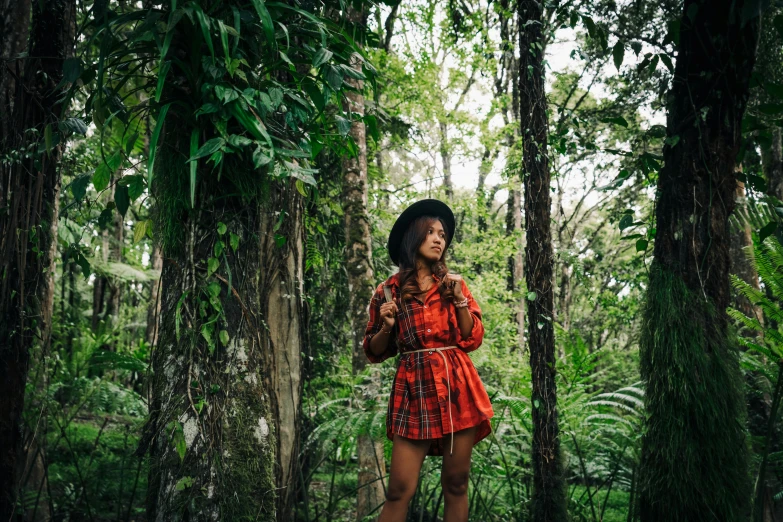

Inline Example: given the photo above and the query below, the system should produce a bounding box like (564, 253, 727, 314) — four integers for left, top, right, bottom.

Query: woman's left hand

(441, 273, 464, 300)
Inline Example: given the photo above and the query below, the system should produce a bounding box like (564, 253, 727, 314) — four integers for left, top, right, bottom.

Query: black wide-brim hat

(387, 199, 455, 266)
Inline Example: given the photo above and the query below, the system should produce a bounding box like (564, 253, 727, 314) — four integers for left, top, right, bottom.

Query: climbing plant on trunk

(518, 0, 568, 520)
(638, 0, 760, 520)
(83, 0, 373, 519)
(0, 0, 75, 517)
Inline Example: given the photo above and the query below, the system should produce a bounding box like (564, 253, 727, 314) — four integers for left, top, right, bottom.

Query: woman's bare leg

(441, 427, 477, 522)
(377, 435, 431, 522)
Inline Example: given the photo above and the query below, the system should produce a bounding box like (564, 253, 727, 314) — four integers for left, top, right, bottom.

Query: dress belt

(405, 345, 458, 456)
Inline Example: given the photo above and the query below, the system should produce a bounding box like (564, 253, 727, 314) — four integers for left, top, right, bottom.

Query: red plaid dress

(362, 272, 494, 456)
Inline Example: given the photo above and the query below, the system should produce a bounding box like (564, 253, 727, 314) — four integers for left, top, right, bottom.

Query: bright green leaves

(207, 257, 219, 277)
(93, 150, 123, 192)
(617, 209, 653, 253)
(190, 137, 226, 161)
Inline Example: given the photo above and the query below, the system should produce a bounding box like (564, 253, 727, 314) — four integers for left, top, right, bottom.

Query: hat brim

(387, 199, 455, 266)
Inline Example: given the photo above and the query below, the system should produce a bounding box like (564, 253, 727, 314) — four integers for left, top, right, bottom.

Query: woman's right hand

(380, 301, 398, 332)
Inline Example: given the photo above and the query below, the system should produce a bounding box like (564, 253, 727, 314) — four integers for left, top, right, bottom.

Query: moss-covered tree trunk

(518, 1, 568, 520)
(0, 0, 73, 517)
(341, 6, 387, 519)
(146, 116, 304, 520)
(638, 1, 759, 520)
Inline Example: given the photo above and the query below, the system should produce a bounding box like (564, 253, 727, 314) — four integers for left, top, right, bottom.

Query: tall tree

(80, 2, 369, 519)
(518, 0, 568, 520)
(340, 4, 387, 520)
(638, 0, 760, 520)
(0, 0, 75, 516)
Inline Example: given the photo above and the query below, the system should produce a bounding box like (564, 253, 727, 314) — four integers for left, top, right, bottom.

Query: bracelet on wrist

(380, 325, 393, 334)
(453, 297, 469, 308)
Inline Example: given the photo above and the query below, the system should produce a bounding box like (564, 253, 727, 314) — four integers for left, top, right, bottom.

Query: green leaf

(115, 185, 130, 217)
(230, 232, 239, 252)
(133, 220, 149, 244)
(647, 125, 667, 138)
(175, 476, 194, 491)
(207, 257, 219, 276)
(324, 64, 343, 91)
(636, 239, 648, 252)
(207, 281, 221, 298)
(98, 208, 113, 230)
(581, 15, 596, 38)
(190, 130, 199, 208)
(174, 424, 186, 461)
(214, 241, 224, 257)
(218, 20, 230, 65)
(148, 103, 171, 184)
(217, 222, 227, 235)
(155, 61, 171, 103)
(758, 221, 778, 243)
(313, 47, 332, 68)
(252, 146, 273, 168)
(279, 51, 293, 66)
(250, 0, 276, 50)
(526, 291, 537, 302)
(665, 135, 680, 148)
(659, 53, 674, 73)
(93, 151, 122, 192)
(62, 57, 83, 83)
(274, 233, 286, 247)
(191, 3, 214, 59)
(71, 175, 91, 202)
(602, 116, 628, 128)
(126, 175, 145, 200)
(619, 214, 634, 230)
(227, 134, 252, 149)
(188, 138, 226, 162)
(612, 42, 624, 71)
(59, 117, 88, 135)
(219, 330, 229, 346)
(335, 115, 352, 137)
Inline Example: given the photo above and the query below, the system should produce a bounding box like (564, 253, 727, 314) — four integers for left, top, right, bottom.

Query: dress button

(429, 351, 433, 354)
(427, 329, 431, 333)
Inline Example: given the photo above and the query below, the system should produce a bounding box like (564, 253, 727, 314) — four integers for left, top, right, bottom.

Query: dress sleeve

(362, 283, 399, 364)
(456, 280, 485, 353)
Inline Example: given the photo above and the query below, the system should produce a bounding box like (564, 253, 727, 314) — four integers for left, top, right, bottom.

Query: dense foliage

(2, 0, 783, 520)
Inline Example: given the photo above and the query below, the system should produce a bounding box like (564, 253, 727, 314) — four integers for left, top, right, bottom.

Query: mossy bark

(0, 0, 73, 516)
(638, 1, 759, 520)
(518, 1, 568, 520)
(145, 119, 304, 522)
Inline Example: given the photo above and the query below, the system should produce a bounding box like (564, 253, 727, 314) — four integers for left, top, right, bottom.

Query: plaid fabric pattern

(362, 272, 494, 456)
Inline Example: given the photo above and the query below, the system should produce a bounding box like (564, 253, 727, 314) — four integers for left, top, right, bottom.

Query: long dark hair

(397, 215, 451, 302)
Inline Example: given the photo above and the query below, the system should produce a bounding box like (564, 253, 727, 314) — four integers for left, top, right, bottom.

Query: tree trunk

(638, 1, 758, 520)
(763, 128, 783, 200)
(341, 6, 387, 519)
(506, 186, 525, 351)
(439, 122, 453, 199)
(0, 0, 73, 517)
(145, 119, 304, 520)
(518, 1, 568, 520)
(145, 242, 163, 347)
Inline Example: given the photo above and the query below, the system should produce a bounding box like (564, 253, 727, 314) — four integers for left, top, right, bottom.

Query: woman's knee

(442, 470, 469, 497)
(386, 478, 417, 502)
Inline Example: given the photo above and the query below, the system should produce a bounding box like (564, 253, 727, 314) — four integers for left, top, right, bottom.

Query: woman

(363, 199, 494, 522)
